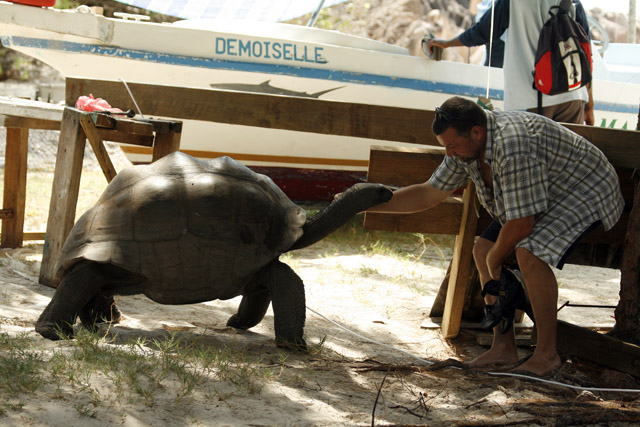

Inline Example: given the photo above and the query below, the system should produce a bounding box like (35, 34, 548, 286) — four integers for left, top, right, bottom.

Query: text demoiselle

(215, 37, 328, 64)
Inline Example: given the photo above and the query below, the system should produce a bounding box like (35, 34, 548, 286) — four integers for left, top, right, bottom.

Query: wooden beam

(65, 78, 640, 169)
(39, 108, 87, 288)
(364, 200, 464, 234)
(151, 130, 181, 162)
(557, 320, 640, 377)
(0, 115, 61, 130)
(367, 145, 446, 186)
(441, 182, 480, 338)
(78, 113, 117, 183)
(1, 127, 29, 248)
(65, 77, 439, 146)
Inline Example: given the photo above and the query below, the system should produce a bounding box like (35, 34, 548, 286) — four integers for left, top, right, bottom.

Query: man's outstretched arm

(367, 182, 455, 214)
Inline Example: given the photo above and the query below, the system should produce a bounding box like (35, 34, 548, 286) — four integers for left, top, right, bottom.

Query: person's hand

(425, 38, 446, 55)
(584, 103, 595, 126)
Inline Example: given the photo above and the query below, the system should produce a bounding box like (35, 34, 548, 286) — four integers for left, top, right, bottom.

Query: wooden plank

(441, 182, 480, 339)
(65, 78, 640, 169)
(65, 77, 440, 146)
(79, 113, 117, 183)
(367, 145, 446, 186)
(0, 209, 13, 218)
(0, 97, 64, 121)
(97, 129, 154, 146)
(151, 131, 181, 162)
(0, 115, 61, 130)
(557, 320, 640, 377)
(364, 200, 464, 234)
(23, 232, 45, 241)
(1, 127, 29, 248)
(39, 108, 86, 288)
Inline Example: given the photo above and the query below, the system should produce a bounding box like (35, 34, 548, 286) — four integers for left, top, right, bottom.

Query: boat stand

(0, 98, 64, 248)
(38, 107, 182, 287)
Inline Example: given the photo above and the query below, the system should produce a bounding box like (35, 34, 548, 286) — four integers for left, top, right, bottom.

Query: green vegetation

(0, 329, 291, 417)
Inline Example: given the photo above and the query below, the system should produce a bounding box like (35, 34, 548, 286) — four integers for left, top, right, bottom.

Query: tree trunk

(611, 173, 640, 345)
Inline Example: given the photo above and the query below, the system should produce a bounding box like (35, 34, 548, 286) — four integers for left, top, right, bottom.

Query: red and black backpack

(532, 0, 592, 113)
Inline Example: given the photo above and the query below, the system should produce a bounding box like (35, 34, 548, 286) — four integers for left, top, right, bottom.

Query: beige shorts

(526, 99, 585, 124)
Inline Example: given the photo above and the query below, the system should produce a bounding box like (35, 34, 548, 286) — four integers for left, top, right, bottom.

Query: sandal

(480, 268, 532, 334)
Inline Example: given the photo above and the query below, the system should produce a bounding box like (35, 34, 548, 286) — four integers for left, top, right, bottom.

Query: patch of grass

(0, 328, 289, 418)
(317, 212, 454, 262)
(0, 333, 44, 396)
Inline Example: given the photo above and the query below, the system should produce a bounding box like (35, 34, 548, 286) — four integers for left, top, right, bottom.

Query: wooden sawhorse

(38, 107, 182, 287)
(0, 97, 64, 248)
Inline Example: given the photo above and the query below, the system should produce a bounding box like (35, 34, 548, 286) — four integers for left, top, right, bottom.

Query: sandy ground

(1, 127, 640, 426)
(2, 240, 640, 426)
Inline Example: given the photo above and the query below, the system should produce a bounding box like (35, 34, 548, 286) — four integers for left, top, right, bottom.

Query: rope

(306, 305, 640, 393)
(485, 0, 495, 99)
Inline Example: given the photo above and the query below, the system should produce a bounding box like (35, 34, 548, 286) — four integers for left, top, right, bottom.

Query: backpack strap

(559, 0, 572, 14)
(537, 90, 543, 115)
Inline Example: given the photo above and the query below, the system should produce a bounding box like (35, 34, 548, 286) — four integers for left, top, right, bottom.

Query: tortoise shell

(58, 152, 306, 303)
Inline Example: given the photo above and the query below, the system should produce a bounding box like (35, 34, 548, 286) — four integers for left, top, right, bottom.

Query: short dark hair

(432, 97, 487, 136)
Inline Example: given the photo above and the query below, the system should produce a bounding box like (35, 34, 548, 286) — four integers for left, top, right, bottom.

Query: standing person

(475, 0, 505, 67)
(425, 0, 594, 125)
(368, 97, 623, 376)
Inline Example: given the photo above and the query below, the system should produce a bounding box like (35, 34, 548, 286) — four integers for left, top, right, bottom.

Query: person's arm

(574, 2, 594, 125)
(574, 1, 590, 38)
(584, 82, 594, 125)
(367, 182, 455, 214)
(426, 0, 509, 54)
(486, 215, 534, 279)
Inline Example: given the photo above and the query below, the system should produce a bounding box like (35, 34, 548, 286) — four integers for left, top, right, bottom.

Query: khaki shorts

(526, 99, 585, 124)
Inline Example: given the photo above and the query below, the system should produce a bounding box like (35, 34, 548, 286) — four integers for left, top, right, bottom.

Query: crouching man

(368, 96, 624, 376)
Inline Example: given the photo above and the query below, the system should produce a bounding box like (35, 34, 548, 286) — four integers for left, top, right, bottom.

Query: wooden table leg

(441, 182, 480, 338)
(39, 108, 86, 287)
(151, 131, 181, 162)
(1, 127, 29, 248)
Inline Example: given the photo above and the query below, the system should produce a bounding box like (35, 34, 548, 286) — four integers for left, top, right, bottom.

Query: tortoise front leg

(36, 261, 104, 340)
(227, 289, 271, 330)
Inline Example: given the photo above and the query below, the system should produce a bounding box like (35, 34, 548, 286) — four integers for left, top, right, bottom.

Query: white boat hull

(1, 3, 638, 200)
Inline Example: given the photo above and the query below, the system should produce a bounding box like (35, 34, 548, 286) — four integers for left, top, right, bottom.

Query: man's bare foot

(511, 352, 561, 377)
(466, 347, 519, 369)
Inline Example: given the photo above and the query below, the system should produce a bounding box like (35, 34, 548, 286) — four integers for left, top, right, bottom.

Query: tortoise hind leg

(267, 260, 307, 351)
(36, 260, 105, 340)
(227, 289, 271, 330)
(79, 294, 123, 332)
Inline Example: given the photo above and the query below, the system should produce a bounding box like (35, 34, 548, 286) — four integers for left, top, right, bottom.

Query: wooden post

(441, 182, 480, 338)
(611, 173, 640, 345)
(78, 113, 117, 183)
(39, 108, 87, 287)
(152, 131, 182, 162)
(1, 127, 29, 248)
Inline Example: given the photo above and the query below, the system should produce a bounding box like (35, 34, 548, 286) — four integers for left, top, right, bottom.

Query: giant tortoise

(36, 152, 392, 349)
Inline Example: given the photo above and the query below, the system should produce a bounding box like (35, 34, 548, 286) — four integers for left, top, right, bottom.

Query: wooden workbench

(0, 97, 64, 248)
(38, 107, 182, 287)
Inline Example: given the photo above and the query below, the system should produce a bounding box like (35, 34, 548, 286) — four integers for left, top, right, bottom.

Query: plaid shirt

(429, 110, 624, 266)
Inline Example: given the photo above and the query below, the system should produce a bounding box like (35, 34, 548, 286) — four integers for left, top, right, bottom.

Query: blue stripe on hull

(2, 35, 637, 114)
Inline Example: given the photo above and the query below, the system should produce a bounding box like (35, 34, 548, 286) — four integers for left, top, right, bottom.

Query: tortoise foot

(35, 320, 74, 341)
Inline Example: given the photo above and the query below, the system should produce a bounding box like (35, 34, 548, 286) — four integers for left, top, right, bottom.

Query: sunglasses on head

(435, 106, 462, 122)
